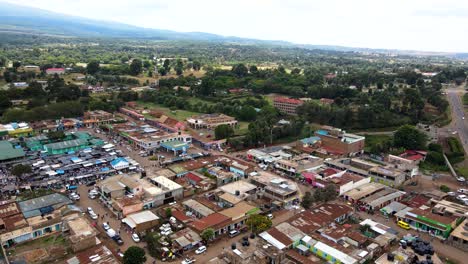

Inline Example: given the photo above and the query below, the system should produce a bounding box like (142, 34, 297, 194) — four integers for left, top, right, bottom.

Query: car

(113, 235, 124, 245)
(87, 207, 93, 213)
(229, 230, 240, 238)
(132, 233, 140, 242)
(457, 177, 466, 182)
(458, 189, 468, 194)
(86, 181, 96, 186)
(89, 212, 98, 220)
(88, 194, 97, 199)
(69, 193, 80, 201)
(448, 192, 456, 196)
(195, 246, 206, 254)
(102, 223, 110, 231)
(267, 213, 274, 219)
(181, 258, 196, 264)
(456, 194, 467, 200)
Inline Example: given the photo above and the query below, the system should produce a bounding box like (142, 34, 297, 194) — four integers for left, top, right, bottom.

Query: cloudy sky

(3, 0, 468, 52)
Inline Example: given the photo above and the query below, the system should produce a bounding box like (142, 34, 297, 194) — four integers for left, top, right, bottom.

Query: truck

(66, 184, 78, 191)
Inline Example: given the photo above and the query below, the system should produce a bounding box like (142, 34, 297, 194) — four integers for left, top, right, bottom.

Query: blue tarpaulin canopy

(56, 170, 65, 174)
(101, 167, 110, 172)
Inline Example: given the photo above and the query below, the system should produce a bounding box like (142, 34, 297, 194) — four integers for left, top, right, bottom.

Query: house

(289, 203, 353, 234)
(189, 213, 232, 238)
(259, 222, 306, 249)
(219, 201, 259, 231)
(45, 68, 65, 75)
(448, 218, 468, 251)
(110, 157, 130, 170)
(0, 194, 78, 248)
(183, 199, 215, 218)
(64, 216, 98, 252)
(171, 228, 202, 251)
(17, 65, 40, 73)
(249, 171, 300, 208)
(112, 196, 143, 218)
(122, 211, 159, 234)
(395, 207, 459, 239)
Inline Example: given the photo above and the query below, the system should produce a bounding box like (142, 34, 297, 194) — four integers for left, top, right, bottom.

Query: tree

(192, 61, 201, 71)
(393, 125, 427, 150)
(232, 64, 248, 77)
(163, 59, 171, 71)
(11, 164, 32, 177)
(165, 208, 172, 218)
(301, 191, 313, 209)
(12, 61, 21, 69)
(175, 59, 184, 75)
(129, 59, 142, 76)
(86, 61, 100, 75)
(215, 124, 235, 140)
(47, 131, 66, 141)
(123, 246, 146, 264)
(440, 185, 450, 193)
(249, 65, 258, 73)
(201, 228, 215, 242)
(238, 106, 257, 121)
(246, 214, 272, 234)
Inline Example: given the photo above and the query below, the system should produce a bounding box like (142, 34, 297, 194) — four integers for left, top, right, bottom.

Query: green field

(364, 134, 393, 153)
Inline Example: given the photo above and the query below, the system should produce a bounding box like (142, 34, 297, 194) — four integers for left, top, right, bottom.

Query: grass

(137, 101, 201, 121)
(9, 234, 67, 255)
(456, 167, 468, 178)
(364, 135, 392, 152)
(236, 122, 250, 135)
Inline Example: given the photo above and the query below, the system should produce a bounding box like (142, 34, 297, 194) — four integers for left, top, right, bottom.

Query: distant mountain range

(0, 2, 467, 59)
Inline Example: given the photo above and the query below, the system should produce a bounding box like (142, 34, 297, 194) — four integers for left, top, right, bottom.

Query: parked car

(195, 246, 206, 254)
(448, 192, 456, 196)
(102, 223, 110, 231)
(458, 189, 468, 194)
(457, 177, 466, 182)
(132, 233, 140, 242)
(267, 213, 274, 219)
(181, 258, 196, 264)
(229, 230, 240, 238)
(113, 235, 124, 245)
(69, 193, 80, 201)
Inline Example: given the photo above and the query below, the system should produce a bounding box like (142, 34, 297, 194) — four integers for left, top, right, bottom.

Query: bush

(440, 185, 450, 193)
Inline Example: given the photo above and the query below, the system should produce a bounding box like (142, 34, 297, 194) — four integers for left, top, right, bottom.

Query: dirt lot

(7, 234, 71, 264)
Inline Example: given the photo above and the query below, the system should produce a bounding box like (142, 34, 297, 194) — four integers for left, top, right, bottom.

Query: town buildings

(45, 68, 65, 75)
(314, 127, 365, 156)
(273, 97, 304, 115)
(187, 113, 238, 129)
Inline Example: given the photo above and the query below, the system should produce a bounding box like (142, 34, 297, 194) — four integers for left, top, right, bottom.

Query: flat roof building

(187, 113, 237, 129)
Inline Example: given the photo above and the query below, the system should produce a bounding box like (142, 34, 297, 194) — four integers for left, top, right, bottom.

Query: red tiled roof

(321, 168, 338, 176)
(289, 203, 352, 233)
(273, 97, 304, 105)
(406, 154, 424, 161)
(186, 172, 202, 183)
(172, 210, 192, 223)
(267, 227, 293, 246)
(190, 213, 231, 232)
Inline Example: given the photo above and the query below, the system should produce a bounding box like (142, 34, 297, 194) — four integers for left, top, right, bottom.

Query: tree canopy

(123, 246, 146, 264)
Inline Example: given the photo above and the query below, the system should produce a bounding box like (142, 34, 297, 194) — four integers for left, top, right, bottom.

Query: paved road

(446, 90, 468, 155)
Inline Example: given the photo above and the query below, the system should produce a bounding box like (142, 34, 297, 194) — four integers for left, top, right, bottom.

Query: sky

(2, 0, 468, 53)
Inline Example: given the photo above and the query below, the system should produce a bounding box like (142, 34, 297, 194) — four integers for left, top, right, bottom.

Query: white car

(447, 192, 456, 196)
(195, 246, 206, 254)
(87, 207, 93, 213)
(181, 258, 196, 264)
(89, 211, 98, 220)
(458, 189, 468, 194)
(457, 177, 466, 182)
(132, 233, 140, 242)
(102, 223, 110, 231)
(457, 194, 467, 200)
(69, 193, 80, 201)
